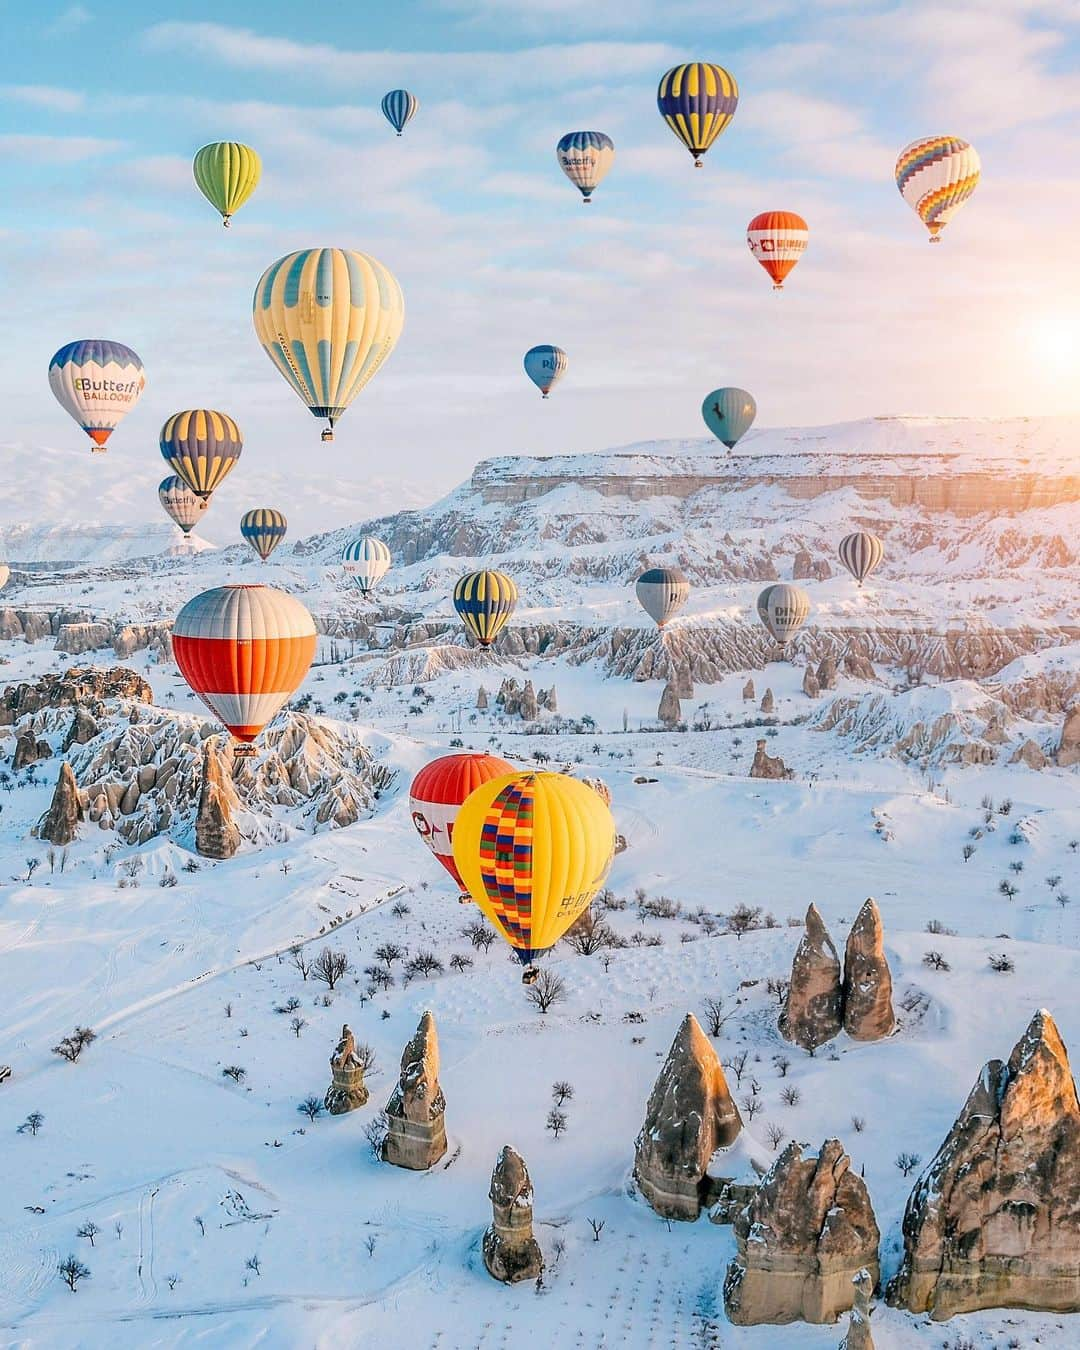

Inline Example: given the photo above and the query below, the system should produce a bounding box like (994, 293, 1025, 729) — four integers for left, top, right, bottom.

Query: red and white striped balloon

(172, 585, 316, 746)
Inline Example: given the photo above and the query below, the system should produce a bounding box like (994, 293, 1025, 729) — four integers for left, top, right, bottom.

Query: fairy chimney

(382, 1010, 447, 1170)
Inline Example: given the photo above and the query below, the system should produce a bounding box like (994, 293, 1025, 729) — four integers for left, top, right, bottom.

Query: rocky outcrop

(0, 667, 152, 726)
(724, 1138, 880, 1326)
(750, 739, 793, 780)
(13, 729, 49, 769)
(780, 905, 843, 1051)
(672, 664, 694, 699)
(803, 667, 821, 699)
(521, 680, 538, 721)
(195, 742, 240, 859)
(1011, 738, 1048, 769)
(658, 681, 681, 727)
(476, 685, 488, 710)
(634, 1013, 742, 1221)
(35, 761, 83, 846)
(324, 1024, 369, 1114)
(1058, 706, 1080, 767)
(743, 679, 755, 701)
(817, 655, 839, 691)
(55, 622, 112, 655)
(843, 653, 877, 682)
(492, 676, 558, 721)
(760, 688, 774, 714)
(383, 1011, 447, 1170)
(483, 1146, 543, 1284)
(888, 1009, 1080, 1320)
(840, 1269, 875, 1349)
(842, 899, 895, 1041)
(62, 706, 99, 750)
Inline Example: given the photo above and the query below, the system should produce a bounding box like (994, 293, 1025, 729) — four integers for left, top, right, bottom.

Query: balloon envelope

(252, 248, 404, 440)
(193, 142, 261, 226)
(636, 567, 690, 628)
(523, 345, 567, 398)
(452, 771, 616, 965)
(747, 211, 808, 289)
(656, 62, 738, 165)
(756, 583, 810, 645)
(838, 531, 884, 586)
(454, 570, 517, 648)
(381, 89, 419, 134)
(158, 475, 206, 535)
(409, 751, 515, 891)
(48, 340, 145, 452)
(895, 136, 979, 240)
(241, 509, 287, 562)
(556, 131, 614, 200)
(160, 409, 242, 498)
(702, 388, 756, 448)
(172, 585, 316, 745)
(342, 535, 391, 595)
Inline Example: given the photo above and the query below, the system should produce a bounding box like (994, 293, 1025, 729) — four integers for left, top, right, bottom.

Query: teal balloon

(702, 387, 756, 449)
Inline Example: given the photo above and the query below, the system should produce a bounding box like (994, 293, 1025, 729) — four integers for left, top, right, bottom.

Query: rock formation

(750, 738, 792, 780)
(724, 1138, 880, 1325)
(0, 667, 152, 725)
(803, 666, 821, 699)
(840, 1269, 875, 1349)
(743, 679, 755, 700)
(476, 685, 488, 710)
(634, 1012, 742, 1221)
(483, 1145, 543, 1283)
(55, 622, 112, 655)
(195, 741, 241, 859)
(760, 688, 774, 714)
(1058, 706, 1080, 767)
(673, 664, 694, 699)
(792, 549, 815, 581)
(841, 899, 895, 1041)
(521, 680, 538, 721)
(817, 655, 839, 691)
(1010, 738, 1048, 769)
(843, 653, 877, 682)
(780, 904, 843, 1051)
(324, 1024, 369, 1114)
(62, 706, 98, 750)
(383, 1010, 447, 1170)
(35, 761, 83, 846)
(13, 729, 48, 769)
(888, 1009, 1080, 1319)
(658, 681, 682, 727)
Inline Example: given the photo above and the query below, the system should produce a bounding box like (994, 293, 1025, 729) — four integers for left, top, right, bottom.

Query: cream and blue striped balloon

(523, 345, 567, 398)
(838, 532, 884, 587)
(342, 535, 391, 596)
(49, 340, 145, 452)
(252, 248, 405, 442)
(241, 508, 287, 562)
(556, 131, 615, 202)
(381, 89, 419, 136)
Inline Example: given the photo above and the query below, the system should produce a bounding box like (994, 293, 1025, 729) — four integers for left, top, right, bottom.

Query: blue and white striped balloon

(381, 89, 419, 136)
(342, 535, 392, 596)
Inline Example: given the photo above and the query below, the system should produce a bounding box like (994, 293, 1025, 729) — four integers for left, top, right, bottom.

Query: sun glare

(1025, 314, 1080, 376)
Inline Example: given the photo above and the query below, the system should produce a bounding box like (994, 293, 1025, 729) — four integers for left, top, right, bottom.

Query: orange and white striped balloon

(747, 211, 808, 290)
(172, 585, 316, 746)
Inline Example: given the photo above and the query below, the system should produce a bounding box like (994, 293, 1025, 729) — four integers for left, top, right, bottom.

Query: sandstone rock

(542, 684, 558, 713)
(521, 680, 538, 721)
(658, 681, 682, 728)
(483, 1146, 543, 1283)
(724, 1138, 880, 1325)
(760, 688, 775, 714)
(13, 729, 46, 769)
(817, 655, 839, 691)
(792, 549, 815, 580)
(35, 761, 83, 846)
(673, 664, 694, 699)
(803, 666, 821, 699)
(840, 1268, 875, 1349)
(634, 1013, 742, 1221)
(55, 622, 112, 655)
(0, 666, 152, 726)
(843, 653, 877, 682)
(842, 899, 895, 1041)
(1010, 738, 1048, 769)
(0, 609, 23, 640)
(195, 741, 240, 859)
(63, 707, 99, 749)
(324, 1024, 369, 1114)
(476, 685, 488, 710)
(780, 904, 843, 1051)
(888, 1009, 1080, 1319)
(1058, 705, 1080, 767)
(750, 738, 792, 780)
(743, 679, 755, 701)
(383, 1010, 447, 1170)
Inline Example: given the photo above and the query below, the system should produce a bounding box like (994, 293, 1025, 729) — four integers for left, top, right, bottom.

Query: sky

(2, 1, 1079, 527)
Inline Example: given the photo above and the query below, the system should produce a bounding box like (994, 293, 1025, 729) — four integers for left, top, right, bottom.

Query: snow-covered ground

(1, 421, 1078, 1347)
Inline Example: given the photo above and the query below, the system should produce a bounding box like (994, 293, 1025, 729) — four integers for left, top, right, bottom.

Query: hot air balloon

(454, 570, 517, 648)
(523, 345, 567, 398)
(556, 132, 614, 203)
(0, 565, 10, 592)
(192, 142, 261, 227)
(895, 136, 980, 242)
(656, 62, 738, 167)
(747, 212, 808, 290)
(342, 535, 391, 596)
(158, 475, 207, 536)
(756, 583, 810, 647)
(241, 509, 287, 562)
(381, 89, 419, 136)
(409, 751, 515, 898)
(160, 410, 242, 498)
(838, 532, 884, 587)
(253, 248, 405, 442)
(702, 388, 756, 449)
(452, 771, 616, 981)
(48, 340, 145, 452)
(172, 585, 316, 755)
(636, 567, 690, 628)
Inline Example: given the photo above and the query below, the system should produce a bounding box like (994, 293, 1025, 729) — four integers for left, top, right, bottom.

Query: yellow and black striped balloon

(241, 508, 287, 562)
(656, 62, 739, 166)
(160, 409, 243, 498)
(453, 570, 517, 648)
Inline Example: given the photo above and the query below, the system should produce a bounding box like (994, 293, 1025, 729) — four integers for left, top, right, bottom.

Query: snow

(0, 423, 1078, 1347)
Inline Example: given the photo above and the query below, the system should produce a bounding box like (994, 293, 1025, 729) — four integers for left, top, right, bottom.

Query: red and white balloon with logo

(409, 751, 515, 893)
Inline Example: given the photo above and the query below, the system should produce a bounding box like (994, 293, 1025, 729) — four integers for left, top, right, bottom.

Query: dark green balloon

(702, 387, 756, 449)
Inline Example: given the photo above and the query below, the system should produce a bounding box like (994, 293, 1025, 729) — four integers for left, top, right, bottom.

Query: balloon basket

(233, 744, 256, 759)
(457, 894, 472, 905)
(929, 235, 941, 244)
(521, 966, 540, 986)
(321, 428, 334, 443)
(694, 160, 703, 168)
(773, 283, 784, 291)
(222, 216, 232, 228)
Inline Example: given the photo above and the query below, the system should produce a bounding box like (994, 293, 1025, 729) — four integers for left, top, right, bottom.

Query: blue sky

(3, 2, 1079, 523)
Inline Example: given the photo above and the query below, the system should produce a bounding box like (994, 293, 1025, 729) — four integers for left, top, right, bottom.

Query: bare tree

(723, 1050, 749, 1087)
(586, 1218, 605, 1242)
(895, 1151, 922, 1177)
(765, 1123, 786, 1151)
(546, 1107, 568, 1139)
(18, 1111, 44, 1136)
(290, 1016, 307, 1038)
(772, 1054, 791, 1078)
(76, 1221, 100, 1247)
(525, 969, 566, 1015)
(364, 1235, 377, 1258)
(290, 946, 311, 981)
(246, 1255, 261, 1277)
(365, 965, 394, 991)
(52, 1026, 96, 1063)
(298, 1096, 323, 1122)
(166, 1274, 180, 1291)
(962, 843, 976, 862)
(462, 917, 496, 951)
(923, 951, 950, 971)
(311, 948, 351, 990)
(780, 1085, 801, 1107)
(59, 1255, 90, 1292)
(363, 1112, 388, 1159)
(851, 1115, 866, 1134)
(562, 906, 619, 956)
(724, 903, 763, 938)
(702, 997, 736, 1037)
(222, 1065, 247, 1083)
(741, 1096, 762, 1123)
(449, 953, 473, 973)
(551, 1081, 575, 1106)
(765, 977, 789, 1007)
(404, 950, 444, 982)
(374, 942, 404, 968)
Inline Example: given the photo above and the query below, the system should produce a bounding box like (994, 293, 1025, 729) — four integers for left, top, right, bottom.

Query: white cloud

(0, 133, 120, 162)
(45, 4, 91, 37)
(0, 84, 86, 113)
